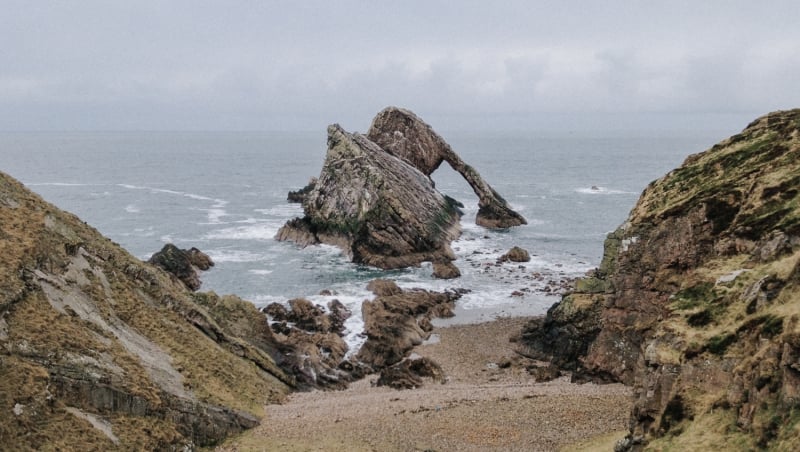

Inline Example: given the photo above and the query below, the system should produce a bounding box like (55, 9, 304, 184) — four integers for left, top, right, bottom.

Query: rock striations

(0, 172, 295, 450)
(278, 107, 525, 274)
(277, 123, 462, 270)
(367, 107, 526, 229)
(520, 109, 800, 450)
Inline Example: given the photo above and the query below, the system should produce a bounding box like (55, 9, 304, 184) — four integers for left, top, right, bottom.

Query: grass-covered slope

(522, 109, 800, 450)
(0, 171, 292, 450)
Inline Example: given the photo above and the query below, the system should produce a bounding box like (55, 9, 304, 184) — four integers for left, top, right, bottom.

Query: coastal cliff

(0, 172, 294, 450)
(521, 109, 800, 450)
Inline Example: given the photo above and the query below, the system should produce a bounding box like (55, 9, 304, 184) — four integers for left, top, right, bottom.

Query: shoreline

(218, 316, 632, 451)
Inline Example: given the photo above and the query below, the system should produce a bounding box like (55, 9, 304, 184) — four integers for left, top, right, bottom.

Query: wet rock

(376, 356, 446, 389)
(327, 299, 351, 334)
(432, 261, 461, 279)
(147, 243, 214, 291)
(499, 246, 531, 263)
(367, 107, 526, 229)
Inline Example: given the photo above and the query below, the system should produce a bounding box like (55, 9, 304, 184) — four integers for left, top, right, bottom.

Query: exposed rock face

(277, 124, 462, 270)
(521, 109, 800, 450)
(287, 177, 317, 203)
(0, 172, 292, 450)
(148, 243, 214, 291)
(367, 107, 526, 229)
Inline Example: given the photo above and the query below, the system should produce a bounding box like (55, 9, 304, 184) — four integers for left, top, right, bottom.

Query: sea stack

(367, 107, 526, 229)
(277, 123, 462, 270)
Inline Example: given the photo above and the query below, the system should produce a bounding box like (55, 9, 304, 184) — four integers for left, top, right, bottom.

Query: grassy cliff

(0, 171, 293, 450)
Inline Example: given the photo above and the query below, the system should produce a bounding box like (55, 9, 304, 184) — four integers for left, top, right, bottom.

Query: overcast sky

(2, 1, 799, 131)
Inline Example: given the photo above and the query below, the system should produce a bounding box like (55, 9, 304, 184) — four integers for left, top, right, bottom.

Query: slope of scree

(520, 109, 800, 450)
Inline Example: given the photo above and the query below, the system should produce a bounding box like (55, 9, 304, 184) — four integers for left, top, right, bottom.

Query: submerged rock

(367, 107, 526, 229)
(277, 124, 461, 271)
(519, 109, 800, 449)
(147, 243, 214, 291)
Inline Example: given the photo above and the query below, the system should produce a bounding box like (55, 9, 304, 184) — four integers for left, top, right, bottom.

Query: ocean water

(0, 128, 726, 351)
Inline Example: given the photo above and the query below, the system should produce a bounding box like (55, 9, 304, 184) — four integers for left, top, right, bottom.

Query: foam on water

(204, 221, 283, 241)
(575, 186, 638, 195)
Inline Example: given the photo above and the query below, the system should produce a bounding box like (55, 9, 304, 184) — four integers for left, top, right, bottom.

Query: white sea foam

(206, 249, 272, 263)
(254, 204, 304, 217)
(248, 269, 274, 275)
(204, 221, 283, 241)
(575, 186, 637, 195)
(124, 204, 141, 213)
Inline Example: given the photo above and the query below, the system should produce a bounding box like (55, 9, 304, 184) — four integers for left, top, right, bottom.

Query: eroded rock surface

(277, 124, 462, 270)
(367, 107, 526, 229)
(520, 109, 800, 450)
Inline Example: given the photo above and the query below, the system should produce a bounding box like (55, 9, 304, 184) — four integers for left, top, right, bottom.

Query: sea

(0, 128, 730, 352)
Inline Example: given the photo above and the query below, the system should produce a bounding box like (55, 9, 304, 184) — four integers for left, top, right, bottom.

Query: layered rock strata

(521, 109, 800, 450)
(277, 124, 462, 270)
(367, 107, 526, 229)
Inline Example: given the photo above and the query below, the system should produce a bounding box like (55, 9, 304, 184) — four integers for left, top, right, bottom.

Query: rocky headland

(277, 107, 525, 276)
(521, 109, 800, 450)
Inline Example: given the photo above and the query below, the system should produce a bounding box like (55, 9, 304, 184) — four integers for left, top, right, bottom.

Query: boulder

(367, 107, 526, 229)
(147, 243, 214, 291)
(432, 261, 461, 279)
(500, 246, 531, 263)
(277, 124, 461, 271)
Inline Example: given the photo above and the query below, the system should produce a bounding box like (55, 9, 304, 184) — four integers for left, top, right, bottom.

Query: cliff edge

(521, 109, 800, 450)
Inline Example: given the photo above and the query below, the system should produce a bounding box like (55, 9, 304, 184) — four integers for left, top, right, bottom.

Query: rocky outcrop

(277, 124, 462, 270)
(367, 107, 526, 229)
(148, 243, 214, 291)
(287, 177, 317, 203)
(521, 109, 800, 450)
(0, 171, 292, 450)
(356, 280, 459, 369)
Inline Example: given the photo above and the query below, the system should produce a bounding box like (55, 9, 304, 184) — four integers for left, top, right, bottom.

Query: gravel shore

(218, 317, 631, 451)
